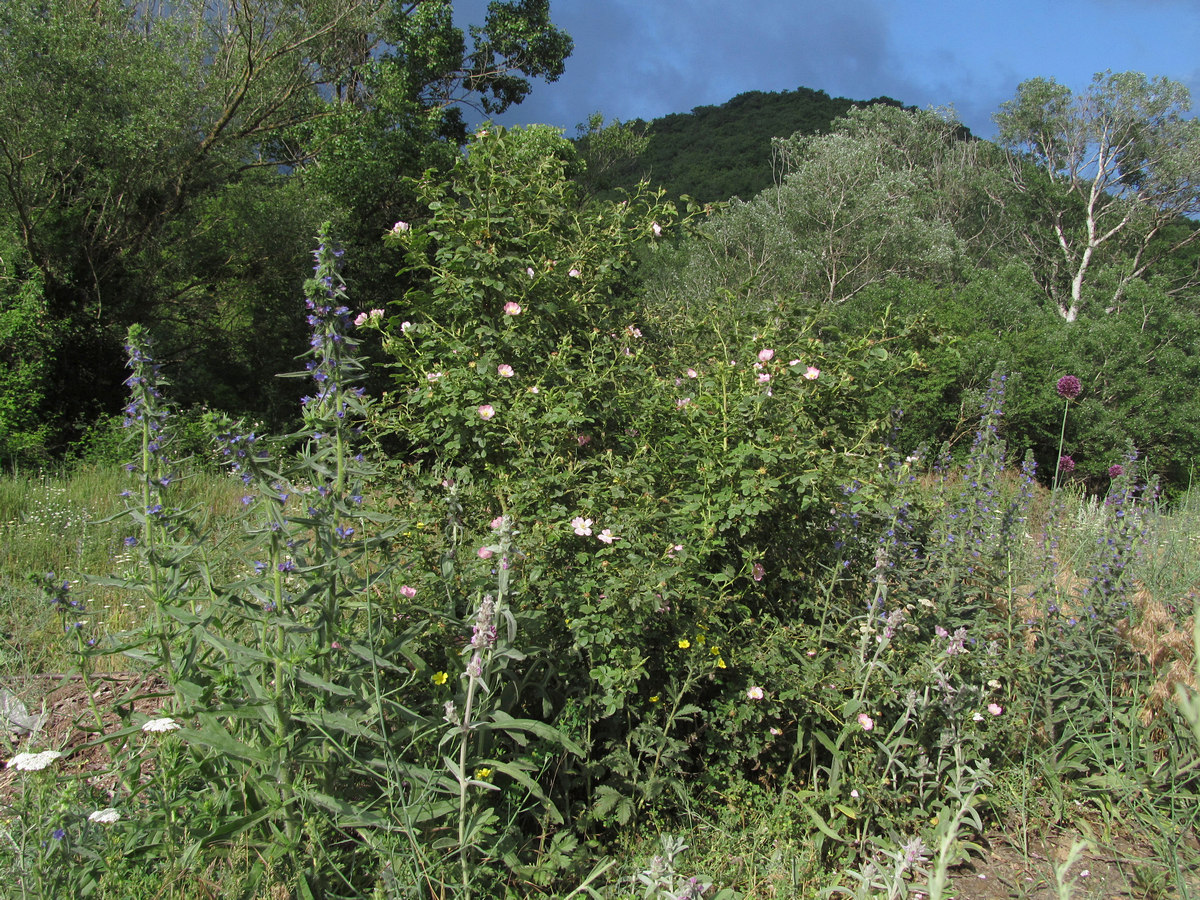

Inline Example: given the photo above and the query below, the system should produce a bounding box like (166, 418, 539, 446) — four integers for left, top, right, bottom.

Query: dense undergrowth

(2, 126, 1200, 899)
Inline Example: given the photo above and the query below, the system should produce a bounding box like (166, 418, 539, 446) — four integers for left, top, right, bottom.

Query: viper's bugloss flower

(1056, 375, 1082, 400)
(1059, 454, 1076, 474)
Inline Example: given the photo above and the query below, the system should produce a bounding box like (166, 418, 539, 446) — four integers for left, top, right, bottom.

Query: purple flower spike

(1108, 464, 1124, 478)
(1056, 375, 1082, 400)
(1059, 454, 1076, 474)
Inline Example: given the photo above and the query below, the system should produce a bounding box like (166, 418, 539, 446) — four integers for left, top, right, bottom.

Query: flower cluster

(302, 236, 367, 427)
(1056, 374, 1082, 400)
(571, 515, 618, 544)
(7, 749, 63, 771)
(142, 717, 181, 733)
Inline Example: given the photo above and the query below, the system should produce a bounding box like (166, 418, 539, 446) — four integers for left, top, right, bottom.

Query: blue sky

(454, 0, 1200, 139)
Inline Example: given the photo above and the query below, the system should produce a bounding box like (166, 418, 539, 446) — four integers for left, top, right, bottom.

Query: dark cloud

(452, 0, 1200, 140)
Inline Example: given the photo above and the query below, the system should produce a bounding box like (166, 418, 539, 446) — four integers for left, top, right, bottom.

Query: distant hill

(597, 87, 915, 204)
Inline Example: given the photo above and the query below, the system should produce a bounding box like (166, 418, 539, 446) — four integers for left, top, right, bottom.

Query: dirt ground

(945, 830, 1200, 900)
(5, 675, 1200, 899)
(2, 671, 171, 801)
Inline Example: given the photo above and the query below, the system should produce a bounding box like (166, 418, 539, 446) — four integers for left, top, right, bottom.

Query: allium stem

(1052, 399, 1070, 494)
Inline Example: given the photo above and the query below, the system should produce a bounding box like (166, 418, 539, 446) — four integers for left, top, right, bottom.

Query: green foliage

(602, 87, 918, 204)
(6, 90, 1200, 899)
(375, 126, 925, 839)
(0, 0, 575, 453)
(0, 251, 57, 465)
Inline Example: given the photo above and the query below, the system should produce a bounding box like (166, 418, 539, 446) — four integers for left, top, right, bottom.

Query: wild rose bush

(370, 125, 958, 826)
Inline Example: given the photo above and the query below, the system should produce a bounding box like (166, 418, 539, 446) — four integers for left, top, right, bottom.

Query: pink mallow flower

(477, 547, 494, 560)
(478, 404, 495, 420)
(571, 517, 593, 536)
(804, 366, 820, 381)
(497, 364, 514, 378)
(758, 348, 775, 363)
(988, 703, 1003, 716)
(399, 585, 417, 599)
(746, 686, 764, 700)
(504, 301, 522, 315)
(857, 713, 874, 731)
(597, 529, 616, 544)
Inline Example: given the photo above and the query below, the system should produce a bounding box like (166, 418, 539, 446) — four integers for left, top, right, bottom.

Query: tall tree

(0, 0, 571, 455)
(994, 71, 1200, 321)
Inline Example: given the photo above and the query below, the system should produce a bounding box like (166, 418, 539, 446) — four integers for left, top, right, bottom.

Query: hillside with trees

(577, 87, 919, 203)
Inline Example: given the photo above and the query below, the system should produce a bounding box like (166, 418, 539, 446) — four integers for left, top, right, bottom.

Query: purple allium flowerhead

(1109, 464, 1124, 478)
(1056, 375, 1082, 400)
(1059, 454, 1076, 474)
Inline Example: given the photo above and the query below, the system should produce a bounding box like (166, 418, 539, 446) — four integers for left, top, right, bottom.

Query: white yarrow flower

(89, 808, 121, 825)
(7, 750, 63, 771)
(142, 717, 181, 733)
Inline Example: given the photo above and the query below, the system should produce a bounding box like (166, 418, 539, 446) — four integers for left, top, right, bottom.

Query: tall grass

(0, 465, 245, 676)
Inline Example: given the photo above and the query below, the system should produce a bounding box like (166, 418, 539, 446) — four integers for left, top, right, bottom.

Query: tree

(643, 106, 966, 325)
(994, 71, 1200, 321)
(0, 0, 572, 451)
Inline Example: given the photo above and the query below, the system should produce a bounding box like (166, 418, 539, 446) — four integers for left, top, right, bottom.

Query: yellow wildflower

(650, 695, 660, 703)
(678, 639, 691, 649)
(716, 658, 727, 669)
(474, 767, 492, 780)
(431, 671, 449, 685)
